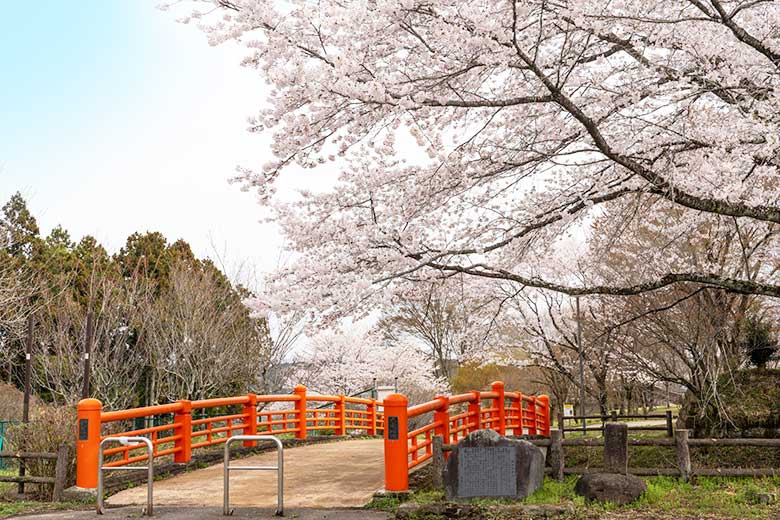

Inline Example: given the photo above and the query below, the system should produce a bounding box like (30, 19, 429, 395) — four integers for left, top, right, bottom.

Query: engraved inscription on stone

(457, 447, 517, 497)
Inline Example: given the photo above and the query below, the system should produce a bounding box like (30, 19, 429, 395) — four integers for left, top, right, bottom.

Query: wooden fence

(432, 424, 780, 483)
(0, 446, 70, 501)
(559, 410, 675, 437)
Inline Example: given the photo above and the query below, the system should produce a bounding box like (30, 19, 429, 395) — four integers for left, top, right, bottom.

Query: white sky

(0, 2, 302, 285)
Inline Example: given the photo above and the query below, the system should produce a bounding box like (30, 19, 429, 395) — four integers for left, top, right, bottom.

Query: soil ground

(107, 438, 385, 509)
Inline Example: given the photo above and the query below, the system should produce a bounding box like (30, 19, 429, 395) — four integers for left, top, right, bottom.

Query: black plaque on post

(388, 416, 399, 440)
(78, 418, 89, 441)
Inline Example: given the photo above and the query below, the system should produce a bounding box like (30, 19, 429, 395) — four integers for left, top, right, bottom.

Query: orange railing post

(383, 393, 409, 492)
(174, 399, 192, 463)
(368, 399, 377, 436)
(294, 385, 307, 440)
(467, 390, 482, 433)
(517, 391, 525, 435)
(76, 398, 102, 488)
(527, 396, 538, 436)
(491, 381, 506, 436)
(510, 391, 522, 435)
(538, 394, 551, 436)
(336, 395, 347, 436)
(433, 396, 450, 444)
(243, 394, 258, 447)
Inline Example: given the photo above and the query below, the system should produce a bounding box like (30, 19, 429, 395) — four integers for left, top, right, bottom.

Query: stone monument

(443, 429, 545, 500)
(574, 423, 647, 504)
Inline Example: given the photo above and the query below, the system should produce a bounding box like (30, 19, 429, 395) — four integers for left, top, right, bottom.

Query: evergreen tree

(0, 192, 40, 260)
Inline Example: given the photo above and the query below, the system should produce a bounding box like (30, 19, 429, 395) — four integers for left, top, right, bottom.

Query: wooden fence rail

(559, 410, 675, 437)
(433, 424, 780, 483)
(0, 446, 70, 501)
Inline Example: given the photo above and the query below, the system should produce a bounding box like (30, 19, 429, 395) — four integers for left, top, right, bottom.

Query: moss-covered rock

(678, 369, 780, 438)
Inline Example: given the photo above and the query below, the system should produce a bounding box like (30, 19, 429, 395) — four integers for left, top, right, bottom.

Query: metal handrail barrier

(97, 436, 153, 516)
(223, 435, 283, 516)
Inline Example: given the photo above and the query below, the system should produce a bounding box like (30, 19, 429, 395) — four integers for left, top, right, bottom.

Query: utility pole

(82, 312, 94, 400)
(19, 315, 33, 495)
(576, 296, 586, 435)
(22, 315, 33, 422)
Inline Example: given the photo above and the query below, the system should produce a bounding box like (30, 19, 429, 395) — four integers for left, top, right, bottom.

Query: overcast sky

(0, 1, 289, 282)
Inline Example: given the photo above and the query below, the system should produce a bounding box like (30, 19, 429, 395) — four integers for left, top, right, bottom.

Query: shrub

(741, 316, 778, 369)
(6, 405, 76, 499)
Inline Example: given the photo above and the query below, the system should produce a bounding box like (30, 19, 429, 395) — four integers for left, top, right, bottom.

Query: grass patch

(0, 500, 89, 518)
(365, 495, 402, 512)
(385, 475, 780, 519)
(630, 475, 780, 518)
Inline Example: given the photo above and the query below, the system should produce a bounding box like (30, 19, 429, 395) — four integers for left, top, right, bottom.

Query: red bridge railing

(75, 385, 383, 488)
(75, 381, 548, 493)
(382, 381, 550, 492)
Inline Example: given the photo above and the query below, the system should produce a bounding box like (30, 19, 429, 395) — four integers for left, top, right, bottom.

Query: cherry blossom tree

(376, 276, 522, 380)
(296, 325, 446, 398)
(169, 0, 780, 325)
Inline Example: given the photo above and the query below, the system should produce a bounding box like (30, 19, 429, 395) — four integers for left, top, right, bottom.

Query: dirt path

(107, 439, 385, 509)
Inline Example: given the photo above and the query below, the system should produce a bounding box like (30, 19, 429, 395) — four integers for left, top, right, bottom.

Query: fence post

(549, 429, 564, 481)
(174, 400, 192, 463)
(675, 429, 691, 482)
(666, 410, 674, 437)
(383, 393, 409, 492)
(611, 410, 618, 422)
(336, 395, 347, 436)
(243, 394, 258, 447)
(294, 385, 307, 440)
(368, 399, 377, 436)
(491, 381, 506, 436)
(52, 445, 69, 501)
(76, 398, 102, 489)
(538, 395, 551, 436)
(558, 412, 565, 440)
(433, 396, 450, 444)
(604, 423, 628, 474)
(468, 391, 482, 433)
(431, 435, 444, 490)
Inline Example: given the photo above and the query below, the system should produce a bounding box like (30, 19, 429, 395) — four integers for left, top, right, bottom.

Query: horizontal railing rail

(75, 385, 384, 489)
(382, 381, 550, 492)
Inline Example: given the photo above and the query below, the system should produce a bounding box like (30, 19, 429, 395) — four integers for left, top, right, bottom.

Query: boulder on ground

(574, 473, 646, 505)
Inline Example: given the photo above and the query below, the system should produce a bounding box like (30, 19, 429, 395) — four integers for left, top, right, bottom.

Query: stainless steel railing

(223, 435, 283, 516)
(97, 436, 153, 516)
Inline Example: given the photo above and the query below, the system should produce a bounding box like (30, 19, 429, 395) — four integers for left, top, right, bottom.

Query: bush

(741, 316, 778, 369)
(0, 382, 42, 421)
(6, 405, 76, 499)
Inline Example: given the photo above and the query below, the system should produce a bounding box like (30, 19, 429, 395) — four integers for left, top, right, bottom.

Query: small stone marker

(604, 423, 628, 474)
(574, 422, 645, 505)
(443, 429, 545, 500)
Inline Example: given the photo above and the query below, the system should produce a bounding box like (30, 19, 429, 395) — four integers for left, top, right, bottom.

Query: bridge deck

(107, 438, 385, 509)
